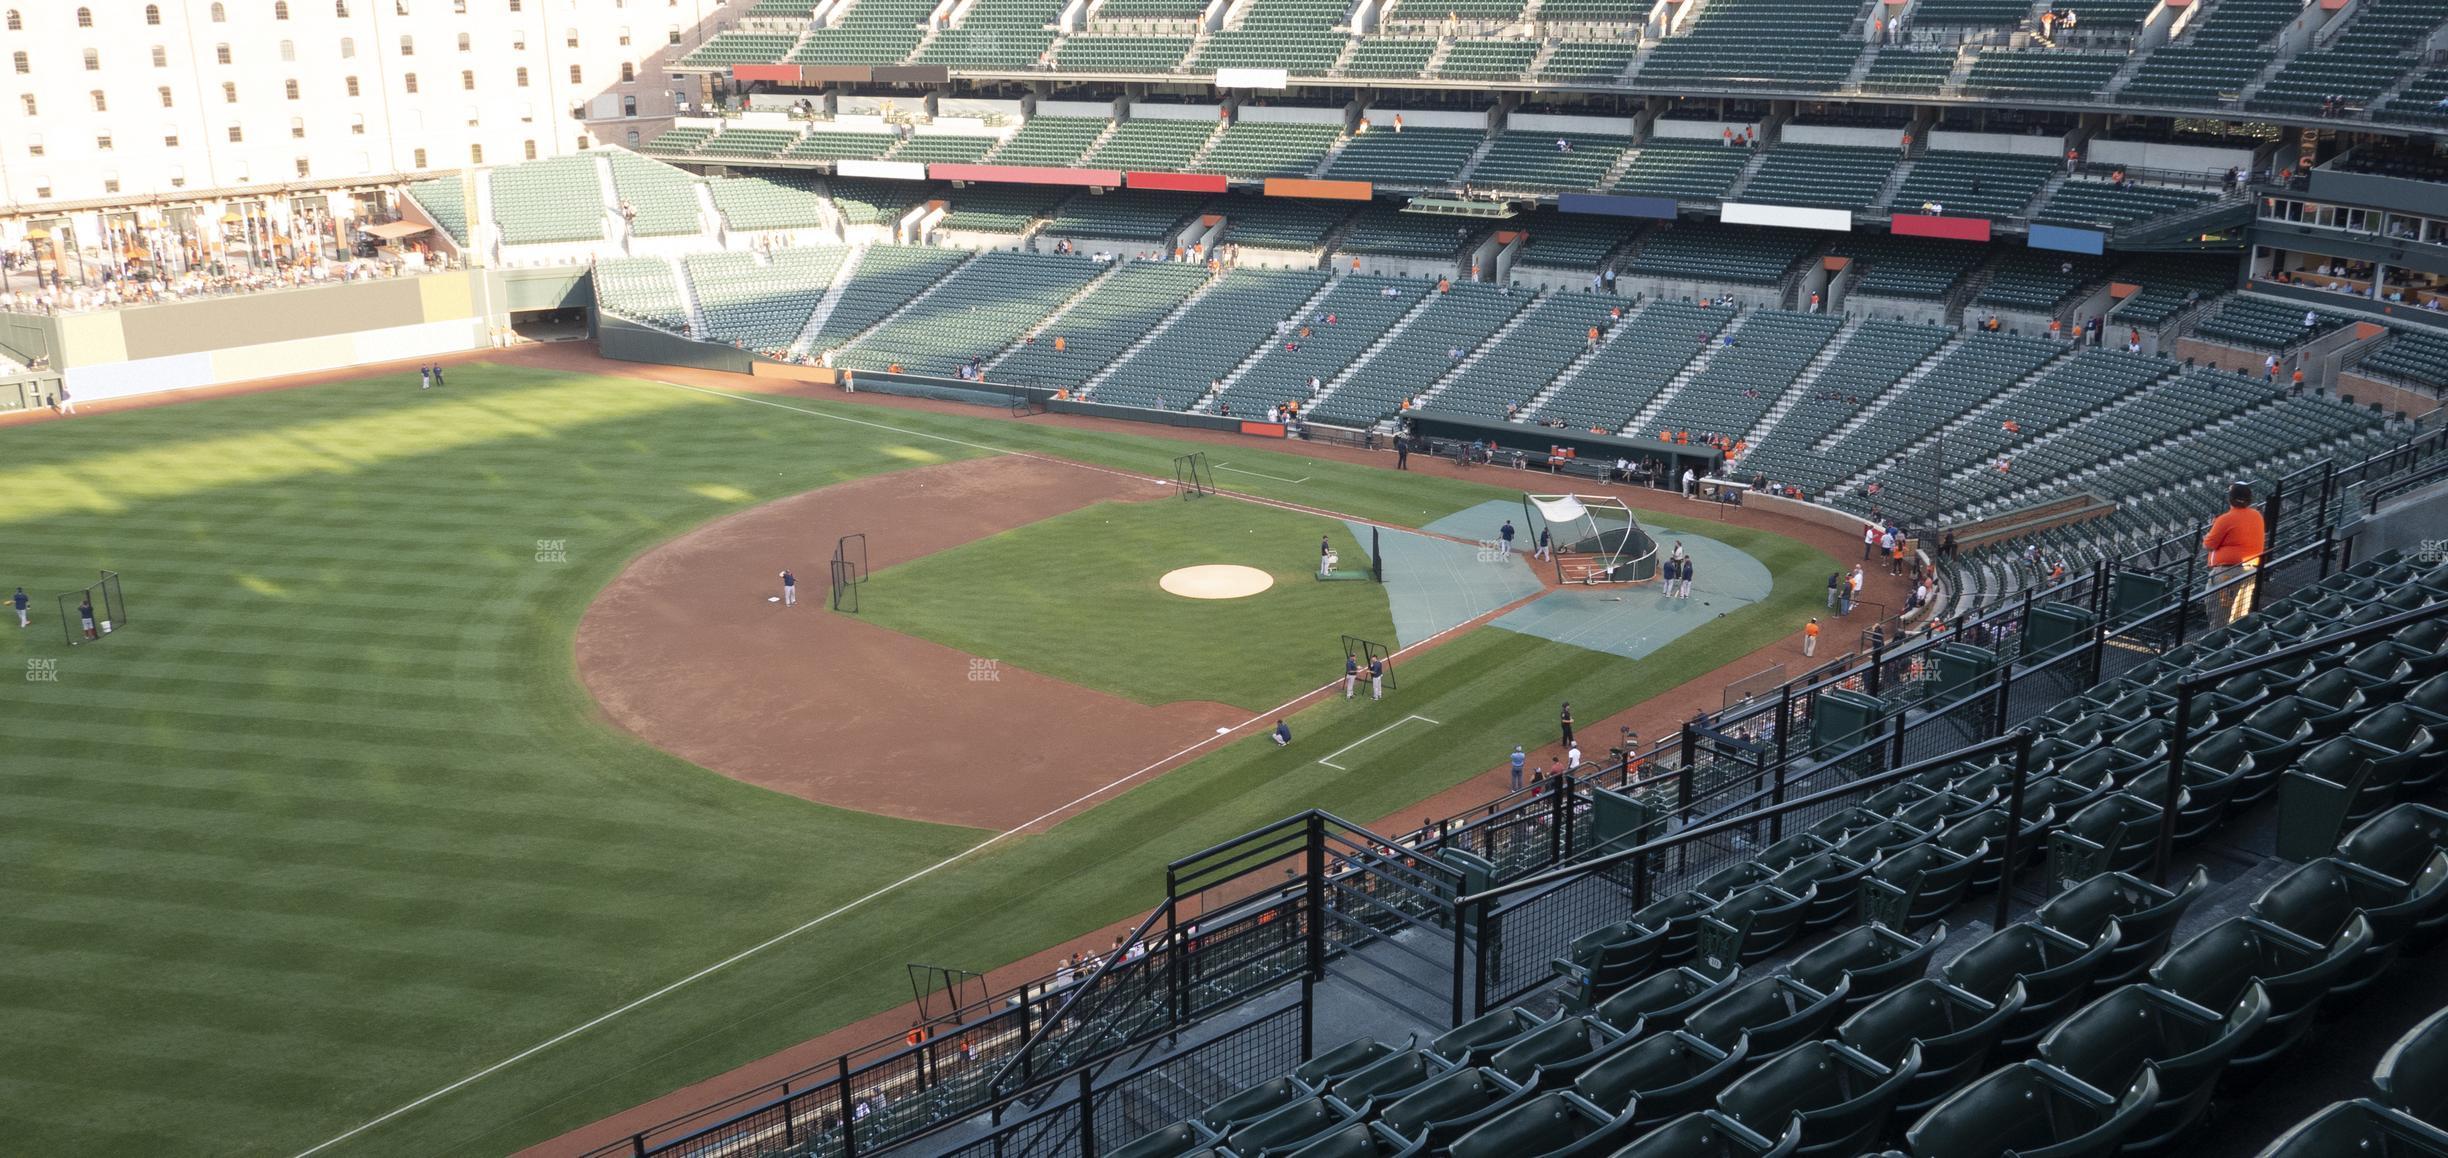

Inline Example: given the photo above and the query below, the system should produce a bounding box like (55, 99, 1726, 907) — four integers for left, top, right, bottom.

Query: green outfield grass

(858, 499, 1396, 710)
(0, 365, 1834, 1157)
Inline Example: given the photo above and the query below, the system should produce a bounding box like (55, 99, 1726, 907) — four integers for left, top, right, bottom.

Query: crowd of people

(0, 252, 442, 315)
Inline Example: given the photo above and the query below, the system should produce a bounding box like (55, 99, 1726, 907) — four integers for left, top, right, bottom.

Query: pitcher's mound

(1161, 564, 1275, 600)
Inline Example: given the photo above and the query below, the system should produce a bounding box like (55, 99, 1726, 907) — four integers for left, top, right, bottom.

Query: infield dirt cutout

(1159, 564, 1276, 600)
(575, 455, 1248, 830)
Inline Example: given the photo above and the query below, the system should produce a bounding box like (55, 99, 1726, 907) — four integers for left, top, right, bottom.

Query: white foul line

(1316, 714, 1444, 770)
(1211, 461, 1312, 485)
(291, 378, 1471, 1158)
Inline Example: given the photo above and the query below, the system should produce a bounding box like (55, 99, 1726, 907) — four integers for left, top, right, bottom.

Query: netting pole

(1371, 527, 1383, 583)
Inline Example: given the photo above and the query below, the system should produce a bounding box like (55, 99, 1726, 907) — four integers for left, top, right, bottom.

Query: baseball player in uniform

(780, 570, 797, 606)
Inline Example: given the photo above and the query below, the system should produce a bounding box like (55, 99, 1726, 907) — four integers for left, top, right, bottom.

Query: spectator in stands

(2202, 480, 2267, 626)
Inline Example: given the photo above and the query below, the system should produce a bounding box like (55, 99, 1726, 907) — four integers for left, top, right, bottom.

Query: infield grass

(857, 498, 1396, 710)
(0, 365, 1834, 1157)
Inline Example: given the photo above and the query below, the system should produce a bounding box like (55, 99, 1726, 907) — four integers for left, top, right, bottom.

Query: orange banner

(1262, 178, 1373, 201)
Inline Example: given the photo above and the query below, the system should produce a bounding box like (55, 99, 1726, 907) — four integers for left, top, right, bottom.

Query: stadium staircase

(984, 259, 1138, 370)
(1812, 335, 1959, 447)
(1519, 299, 1647, 420)
(1824, 345, 2078, 499)
(1742, 314, 1862, 446)
(1085, 274, 1236, 397)
(1382, 287, 1556, 424)
(1621, 307, 1754, 434)
(1719, 150, 1780, 203)
(1452, 129, 1506, 186)
(788, 246, 868, 360)
(667, 255, 709, 336)
(1301, 289, 1449, 405)
(1207, 275, 1345, 395)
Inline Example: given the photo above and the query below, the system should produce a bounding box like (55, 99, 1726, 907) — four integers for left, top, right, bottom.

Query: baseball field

(0, 361, 1840, 1156)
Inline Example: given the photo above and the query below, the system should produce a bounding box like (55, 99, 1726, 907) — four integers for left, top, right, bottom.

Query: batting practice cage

(830, 533, 867, 612)
(1340, 634, 1395, 691)
(1523, 493, 1657, 585)
(60, 569, 128, 646)
(1174, 452, 1216, 499)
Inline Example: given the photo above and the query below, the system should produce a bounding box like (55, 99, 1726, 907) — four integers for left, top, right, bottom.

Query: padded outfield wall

(50, 267, 588, 402)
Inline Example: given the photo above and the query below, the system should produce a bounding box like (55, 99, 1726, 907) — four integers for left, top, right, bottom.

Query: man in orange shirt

(1803, 617, 1820, 657)
(2203, 481, 2266, 626)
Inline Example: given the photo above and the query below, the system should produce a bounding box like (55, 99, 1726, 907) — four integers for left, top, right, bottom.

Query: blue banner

(2028, 223, 2106, 255)
(1558, 193, 1679, 220)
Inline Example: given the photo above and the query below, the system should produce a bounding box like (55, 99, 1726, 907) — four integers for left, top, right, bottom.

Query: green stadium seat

(1838, 978, 2027, 1117)
(2148, 914, 2372, 1070)
(1432, 1007, 1552, 1066)
(1860, 844, 1979, 933)
(1683, 975, 1852, 1057)
(1485, 1015, 1632, 1085)
(1696, 883, 1814, 966)
(1714, 1040, 1920, 1158)
(2377, 1007, 2448, 1128)
(1611, 1109, 1801, 1156)
(1199, 1076, 1317, 1133)
(2033, 868, 2209, 988)
(1553, 920, 1668, 1010)
(2256, 1100, 2448, 1158)
(2036, 981, 2271, 1152)
(1786, 923, 1945, 1010)
(1596, 964, 1744, 1033)
(1943, 921, 2120, 1049)
(1373, 1065, 1537, 1150)
(1283, 1120, 1437, 1157)
(1575, 1030, 1754, 1127)
(1903, 1061, 2158, 1158)
(1448, 1090, 1637, 1158)
(1330, 1047, 1461, 1110)
(1226, 1096, 1358, 1155)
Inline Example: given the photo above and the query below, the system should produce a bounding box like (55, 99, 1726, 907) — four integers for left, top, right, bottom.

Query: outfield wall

(54, 271, 505, 402)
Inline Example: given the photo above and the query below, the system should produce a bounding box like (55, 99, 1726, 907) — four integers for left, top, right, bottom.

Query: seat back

(1574, 1029, 1749, 1126)
(2375, 1006, 2448, 1128)
(1596, 965, 1740, 1033)
(1684, 975, 1851, 1056)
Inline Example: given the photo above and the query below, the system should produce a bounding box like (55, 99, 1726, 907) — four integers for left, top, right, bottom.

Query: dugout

(1401, 412, 1722, 486)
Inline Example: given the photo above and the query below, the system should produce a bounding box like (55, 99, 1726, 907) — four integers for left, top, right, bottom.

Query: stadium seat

(1943, 921, 2120, 1049)
(2148, 915, 2373, 1070)
(1576, 1030, 1753, 1127)
(1448, 1090, 1637, 1157)
(2036, 982, 2272, 1152)
(1862, 846, 1981, 933)
(2033, 868, 2209, 988)
(1786, 923, 1945, 1010)
(1904, 1061, 2158, 1158)
(1683, 975, 1852, 1056)
(1299, 1037, 1405, 1088)
(1485, 1015, 1631, 1085)
(1226, 1095, 1359, 1155)
(2377, 1007, 2448, 1128)
(2255, 1100, 2448, 1158)
(1373, 1065, 1537, 1150)
(1596, 964, 1743, 1032)
(1282, 1120, 1431, 1157)
(1553, 920, 1667, 1010)
(1432, 1007, 1552, 1066)
(1716, 1040, 1920, 1158)
(1696, 883, 1815, 966)
(1330, 1047, 1462, 1111)
(2252, 857, 2446, 993)
(1838, 979, 2028, 1117)
(1199, 1076, 1318, 1133)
